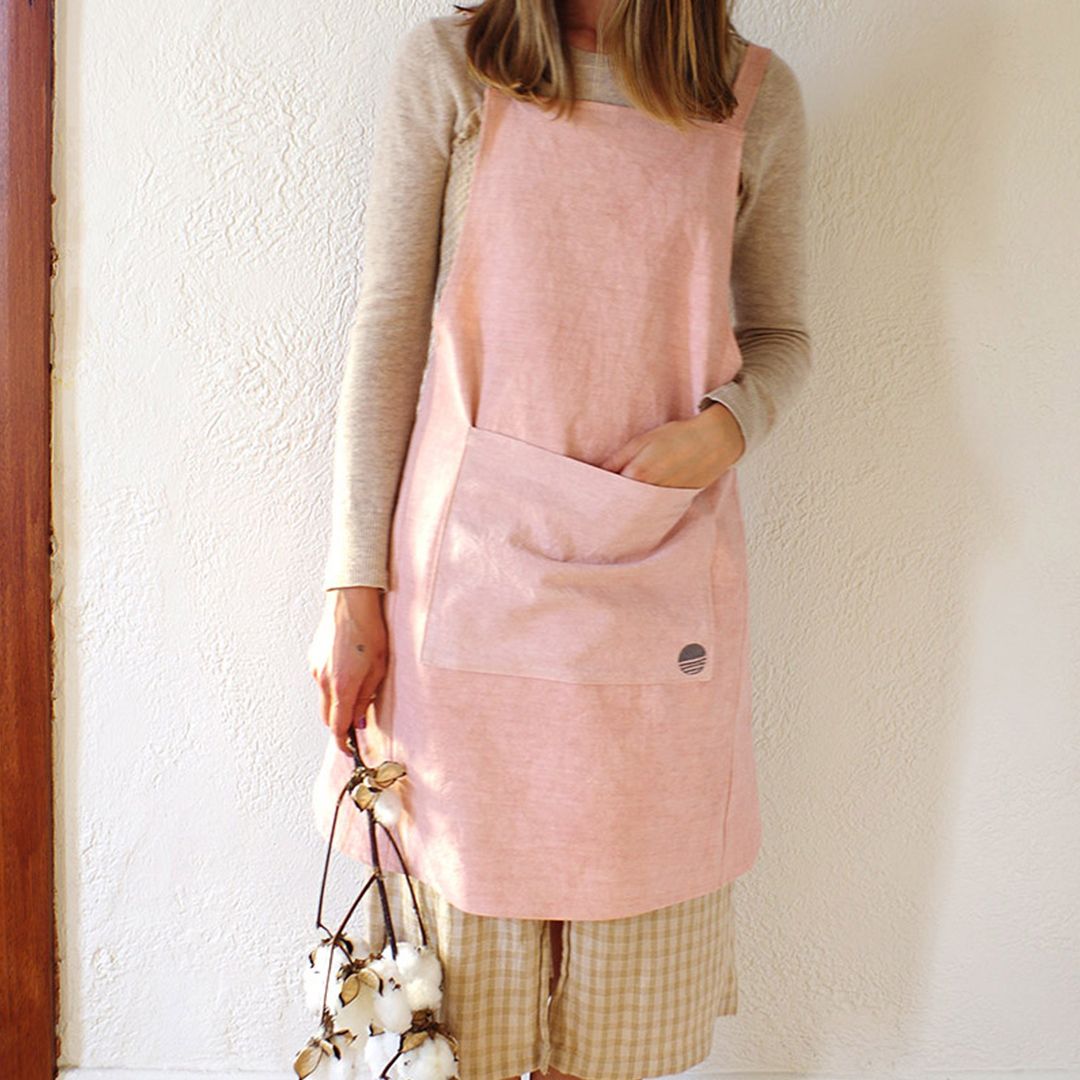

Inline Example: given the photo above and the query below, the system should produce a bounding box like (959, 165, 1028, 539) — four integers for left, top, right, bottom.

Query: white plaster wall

(52, 0, 1080, 1077)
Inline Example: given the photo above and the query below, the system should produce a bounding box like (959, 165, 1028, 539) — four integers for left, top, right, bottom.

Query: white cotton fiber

(392, 942, 444, 1012)
(369, 953, 413, 1033)
(373, 786, 403, 827)
(302, 941, 337, 1017)
(364, 1028, 403, 1080)
(303, 934, 372, 1019)
(395, 1031, 458, 1080)
(325, 1034, 368, 1080)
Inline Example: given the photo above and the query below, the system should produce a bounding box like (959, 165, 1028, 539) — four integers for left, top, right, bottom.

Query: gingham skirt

(353, 868, 739, 1080)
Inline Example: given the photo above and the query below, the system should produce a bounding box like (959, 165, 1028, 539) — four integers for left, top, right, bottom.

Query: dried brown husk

(340, 971, 362, 1005)
(293, 1041, 323, 1078)
(401, 1029, 430, 1052)
(350, 785, 376, 810)
(373, 761, 407, 788)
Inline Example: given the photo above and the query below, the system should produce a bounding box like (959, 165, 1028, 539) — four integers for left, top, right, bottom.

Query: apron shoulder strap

(728, 43, 773, 131)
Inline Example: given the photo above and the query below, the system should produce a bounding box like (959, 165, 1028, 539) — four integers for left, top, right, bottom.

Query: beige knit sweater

(324, 14, 812, 592)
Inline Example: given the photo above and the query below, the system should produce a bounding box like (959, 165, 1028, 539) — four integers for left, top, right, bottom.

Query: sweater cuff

(322, 553, 389, 593)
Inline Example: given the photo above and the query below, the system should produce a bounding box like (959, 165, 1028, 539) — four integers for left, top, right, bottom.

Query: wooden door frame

(1, 0, 59, 1074)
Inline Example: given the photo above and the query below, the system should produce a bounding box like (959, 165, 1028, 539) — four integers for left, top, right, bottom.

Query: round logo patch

(677, 642, 707, 675)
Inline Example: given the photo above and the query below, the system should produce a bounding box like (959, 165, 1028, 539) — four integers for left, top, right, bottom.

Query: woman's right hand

(308, 586, 388, 755)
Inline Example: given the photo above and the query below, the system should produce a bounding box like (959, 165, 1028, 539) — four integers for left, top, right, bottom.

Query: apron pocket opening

(419, 424, 717, 685)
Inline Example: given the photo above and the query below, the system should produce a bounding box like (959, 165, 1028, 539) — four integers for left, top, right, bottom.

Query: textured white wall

(53, 0, 1080, 1077)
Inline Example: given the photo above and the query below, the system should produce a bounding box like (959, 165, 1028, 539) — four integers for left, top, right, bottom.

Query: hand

(308, 586, 388, 755)
(598, 403, 746, 488)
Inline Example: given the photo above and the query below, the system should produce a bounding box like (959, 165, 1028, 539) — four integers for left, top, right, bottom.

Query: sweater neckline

(569, 38, 748, 67)
(568, 43, 607, 60)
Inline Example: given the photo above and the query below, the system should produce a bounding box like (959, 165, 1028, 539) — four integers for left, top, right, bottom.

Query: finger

(317, 674, 332, 728)
(353, 669, 385, 730)
(329, 689, 358, 755)
(353, 691, 371, 731)
(354, 698, 372, 736)
(600, 436, 644, 473)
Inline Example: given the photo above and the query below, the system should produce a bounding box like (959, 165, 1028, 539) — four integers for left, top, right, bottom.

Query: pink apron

(314, 43, 772, 921)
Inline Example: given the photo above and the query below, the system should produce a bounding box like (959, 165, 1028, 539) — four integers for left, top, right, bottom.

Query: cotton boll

(369, 954, 413, 1033)
(393, 942, 444, 1012)
(404, 967, 443, 1013)
(429, 1028, 455, 1080)
(395, 1032, 458, 1080)
(302, 960, 328, 1018)
(303, 942, 339, 1017)
(334, 979, 376, 1040)
(305, 936, 371, 1019)
(325, 1035, 368, 1080)
(364, 1029, 402, 1080)
(426, 1032, 458, 1080)
(373, 786, 403, 828)
(372, 978, 412, 1034)
(392, 1034, 430, 1080)
(415, 976, 443, 1013)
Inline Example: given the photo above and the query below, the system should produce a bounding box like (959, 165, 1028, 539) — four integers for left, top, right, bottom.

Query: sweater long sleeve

(697, 52, 812, 451)
(322, 22, 454, 592)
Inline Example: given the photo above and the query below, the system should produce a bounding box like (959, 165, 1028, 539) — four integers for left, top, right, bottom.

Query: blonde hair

(451, 0, 746, 130)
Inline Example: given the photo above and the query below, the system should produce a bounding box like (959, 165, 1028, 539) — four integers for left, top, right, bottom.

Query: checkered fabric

(352, 868, 738, 1080)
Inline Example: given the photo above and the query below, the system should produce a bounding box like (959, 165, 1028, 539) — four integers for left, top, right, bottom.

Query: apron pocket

(419, 424, 717, 685)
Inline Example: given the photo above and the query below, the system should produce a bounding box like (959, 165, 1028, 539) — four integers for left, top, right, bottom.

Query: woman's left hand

(598, 403, 746, 488)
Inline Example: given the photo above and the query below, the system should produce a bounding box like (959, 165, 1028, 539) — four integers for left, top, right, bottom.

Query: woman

(309, 1, 811, 1078)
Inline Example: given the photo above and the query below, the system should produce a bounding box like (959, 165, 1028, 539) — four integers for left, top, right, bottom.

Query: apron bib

(314, 43, 773, 921)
